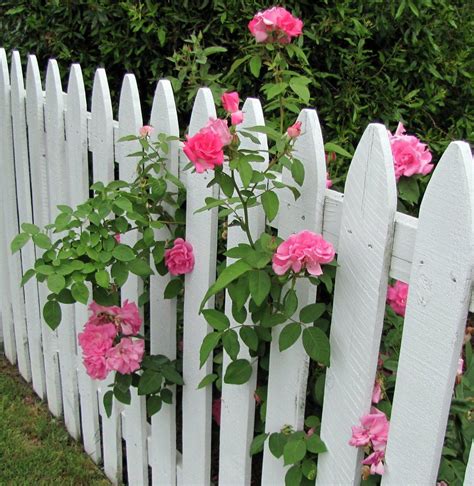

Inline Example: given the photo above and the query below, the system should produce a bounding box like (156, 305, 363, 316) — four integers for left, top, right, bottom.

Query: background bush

(0, 0, 472, 179)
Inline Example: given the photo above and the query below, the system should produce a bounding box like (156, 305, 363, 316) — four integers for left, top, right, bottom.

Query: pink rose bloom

(78, 322, 117, 357)
(287, 121, 302, 138)
(221, 92, 240, 113)
(165, 238, 195, 276)
(116, 299, 142, 335)
(83, 354, 109, 380)
(114, 233, 121, 243)
(349, 407, 389, 450)
(372, 381, 382, 404)
(388, 123, 433, 181)
(205, 118, 232, 145)
(139, 125, 153, 138)
(248, 7, 303, 44)
(231, 110, 244, 126)
(362, 450, 385, 475)
(212, 398, 221, 426)
(272, 230, 335, 276)
(457, 358, 464, 376)
(106, 337, 145, 375)
(387, 280, 408, 317)
(183, 128, 224, 173)
(326, 173, 333, 189)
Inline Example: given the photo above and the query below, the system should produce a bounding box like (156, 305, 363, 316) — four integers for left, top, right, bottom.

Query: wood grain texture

(148, 79, 180, 486)
(0, 48, 16, 364)
(262, 109, 327, 485)
(181, 87, 217, 486)
(383, 142, 473, 485)
(218, 98, 268, 486)
(465, 441, 474, 485)
(317, 124, 397, 485)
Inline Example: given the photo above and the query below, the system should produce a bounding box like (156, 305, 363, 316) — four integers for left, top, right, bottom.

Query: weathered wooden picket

(0, 48, 473, 485)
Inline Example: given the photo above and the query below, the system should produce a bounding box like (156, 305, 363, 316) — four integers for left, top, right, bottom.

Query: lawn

(0, 354, 109, 485)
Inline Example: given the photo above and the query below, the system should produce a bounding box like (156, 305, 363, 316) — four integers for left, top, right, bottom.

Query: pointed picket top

(11, 50, 25, 97)
(317, 124, 397, 484)
(262, 108, 327, 485)
(383, 141, 473, 485)
(218, 97, 267, 486)
(182, 86, 217, 486)
(90, 68, 114, 183)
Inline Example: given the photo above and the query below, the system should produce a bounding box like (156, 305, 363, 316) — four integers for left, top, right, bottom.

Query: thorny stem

(231, 170, 255, 248)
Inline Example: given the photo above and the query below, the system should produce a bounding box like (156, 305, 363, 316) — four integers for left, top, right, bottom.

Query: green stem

(231, 170, 255, 248)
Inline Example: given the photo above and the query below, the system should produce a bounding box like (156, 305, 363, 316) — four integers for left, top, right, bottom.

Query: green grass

(0, 354, 109, 485)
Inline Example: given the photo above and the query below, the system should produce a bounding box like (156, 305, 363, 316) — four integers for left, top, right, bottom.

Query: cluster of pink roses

(248, 6, 303, 44)
(272, 230, 335, 277)
(388, 122, 433, 181)
(78, 300, 144, 380)
(349, 407, 390, 476)
(386, 280, 409, 316)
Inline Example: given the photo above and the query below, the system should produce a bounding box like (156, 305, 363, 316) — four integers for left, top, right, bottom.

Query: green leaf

(249, 432, 268, 455)
(218, 172, 234, 198)
(324, 142, 352, 159)
(279, 323, 302, 352)
(285, 465, 303, 486)
(240, 326, 259, 352)
(161, 388, 173, 404)
(249, 55, 262, 78)
(21, 269, 36, 287)
(265, 82, 288, 100)
(224, 359, 252, 385)
(199, 332, 221, 368)
(111, 261, 129, 287)
(164, 278, 182, 299)
(202, 309, 230, 331)
(284, 289, 298, 317)
(57, 289, 75, 304)
(238, 159, 253, 188)
(398, 176, 420, 205)
(71, 282, 89, 305)
(143, 227, 155, 247)
(249, 270, 271, 306)
(301, 458, 317, 480)
(228, 277, 249, 308)
(47, 274, 66, 294)
(302, 327, 330, 366)
(138, 370, 163, 395)
(222, 329, 240, 360)
(114, 386, 131, 405)
(306, 434, 327, 454)
(197, 373, 218, 389)
(299, 303, 326, 323)
(291, 158, 305, 186)
(261, 191, 279, 222)
(283, 438, 306, 465)
(32, 234, 52, 250)
(200, 260, 251, 311)
(290, 79, 310, 103)
(153, 241, 166, 265)
(129, 257, 153, 277)
(161, 365, 184, 385)
(11, 233, 30, 253)
(21, 222, 40, 234)
(43, 300, 62, 330)
(146, 395, 162, 416)
(95, 269, 110, 289)
(103, 390, 114, 418)
(112, 244, 136, 262)
(114, 196, 133, 212)
(269, 432, 287, 459)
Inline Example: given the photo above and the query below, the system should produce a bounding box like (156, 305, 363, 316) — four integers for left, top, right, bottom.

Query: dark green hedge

(1, 0, 472, 173)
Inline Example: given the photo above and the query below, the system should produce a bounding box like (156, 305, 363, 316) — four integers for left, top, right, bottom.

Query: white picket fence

(0, 48, 473, 486)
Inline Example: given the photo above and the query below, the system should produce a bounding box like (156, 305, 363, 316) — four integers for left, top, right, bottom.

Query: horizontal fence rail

(0, 48, 473, 486)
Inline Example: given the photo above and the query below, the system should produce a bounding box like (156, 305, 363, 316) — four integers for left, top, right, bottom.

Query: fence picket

(89, 67, 123, 484)
(148, 79, 180, 486)
(11, 51, 45, 396)
(316, 124, 397, 485)
(181, 87, 218, 486)
(383, 141, 474, 485)
(218, 98, 268, 486)
(65, 63, 102, 461)
(0, 48, 17, 365)
(465, 441, 474, 485)
(117, 73, 149, 486)
(25, 54, 64, 416)
(2, 50, 31, 381)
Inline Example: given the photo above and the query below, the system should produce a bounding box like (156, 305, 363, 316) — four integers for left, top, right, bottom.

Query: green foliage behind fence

(0, 0, 472, 179)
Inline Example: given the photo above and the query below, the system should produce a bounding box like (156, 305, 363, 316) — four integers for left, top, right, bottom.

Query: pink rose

(205, 118, 232, 145)
(106, 337, 145, 375)
(349, 407, 389, 451)
(372, 381, 382, 404)
(362, 450, 385, 476)
(287, 121, 302, 138)
(83, 354, 109, 380)
(326, 172, 333, 189)
(78, 322, 117, 357)
(114, 233, 121, 243)
(248, 7, 303, 44)
(139, 125, 153, 138)
(165, 238, 195, 276)
(221, 92, 240, 113)
(388, 123, 433, 181)
(387, 280, 408, 317)
(272, 230, 335, 276)
(183, 128, 225, 173)
(457, 358, 464, 376)
(231, 110, 244, 126)
(212, 398, 221, 426)
(87, 300, 142, 336)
